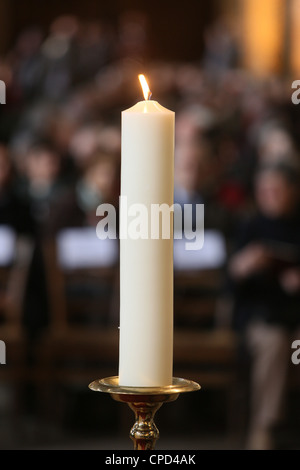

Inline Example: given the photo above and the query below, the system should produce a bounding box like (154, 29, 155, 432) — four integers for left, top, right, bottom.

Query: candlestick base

(89, 376, 200, 450)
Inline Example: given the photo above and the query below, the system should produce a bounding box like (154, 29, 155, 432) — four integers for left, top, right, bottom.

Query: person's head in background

(0, 145, 12, 190)
(175, 107, 215, 198)
(46, 107, 78, 156)
(69, 122, 121, 171)
(77, 149, 119, 212)
(13, 27, 44, 60)
(254, 163, 300, 219)
(257, 123, 297, 166)
(175, 132, 204, 195)
(175, 104, 216, 144)
(24, 141, 61, 195)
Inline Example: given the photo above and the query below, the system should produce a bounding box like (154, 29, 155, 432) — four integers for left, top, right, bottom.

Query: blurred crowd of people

(1, 13, 299, 237)
(1, 12, 300, 449)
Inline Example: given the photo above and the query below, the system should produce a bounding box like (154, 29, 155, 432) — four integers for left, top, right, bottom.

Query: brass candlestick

(89, 376, 200, 450)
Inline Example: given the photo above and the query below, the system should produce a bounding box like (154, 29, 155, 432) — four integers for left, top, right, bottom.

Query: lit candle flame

(138, 74, 152, 101)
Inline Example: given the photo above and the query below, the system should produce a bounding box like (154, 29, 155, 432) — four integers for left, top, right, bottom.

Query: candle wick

(148, 91, 152, 100)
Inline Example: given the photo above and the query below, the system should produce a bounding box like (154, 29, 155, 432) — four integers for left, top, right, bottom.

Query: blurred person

(73, 20, 114, 85)
(229, 162, 300, 449)
(175, 106, 232, 236)
(0, 144, 44, 339)
(175, 64, 204, 103)
(257, 123, 298, 166)
(46, 107, 77, 155)
(43, 105, 79, 182)
(8, 101, 65, 177)
(0, 59, 24, 141)
(0, 144, 34, 235)
(202, 16, 240, 76)
(19, 141, 68, 337)
(173, 134, 204, 246)
(174, 108, 207, 231)
(44, 149, 120, 330)
(0, 60, 13, 94)
(72, 10, 152, 114)
(97, 123, 121, 156)
(40, 15, 79, 100)
(63, 56, 138, 121)
(9, 27, 45, 103)
(17, 141, 64, 233)
(46, 149, 119, 236)
(0, 58, 19, 106)
(175, 104, 217, 143)
(11, 101, 78, 180)
(68, 122, 102, 171)
(213, 129, 250, 219)
(9, 127, 44, 176)
(69, 122, 121, 172)
(174, 131, 204, 211)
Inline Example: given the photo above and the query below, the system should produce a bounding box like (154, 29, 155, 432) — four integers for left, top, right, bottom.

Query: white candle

(118, 75, 175, 386)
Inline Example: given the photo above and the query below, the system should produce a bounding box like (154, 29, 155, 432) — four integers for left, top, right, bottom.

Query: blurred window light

(0, 226, 16, 266)
(291, 0, 300, 75)
(174, 230, 226, 271)
(57, 227, 118, 270)
(241, 0, 284, 75)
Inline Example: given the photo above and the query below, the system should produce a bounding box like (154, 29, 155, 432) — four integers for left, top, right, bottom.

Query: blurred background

(1, 0, 300, 450)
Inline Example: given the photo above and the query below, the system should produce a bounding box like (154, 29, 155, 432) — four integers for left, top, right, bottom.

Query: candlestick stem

(128, 401, 162, 450)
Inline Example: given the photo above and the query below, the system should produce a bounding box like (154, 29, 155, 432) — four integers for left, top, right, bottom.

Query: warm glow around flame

(138, 74, 152, 100)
